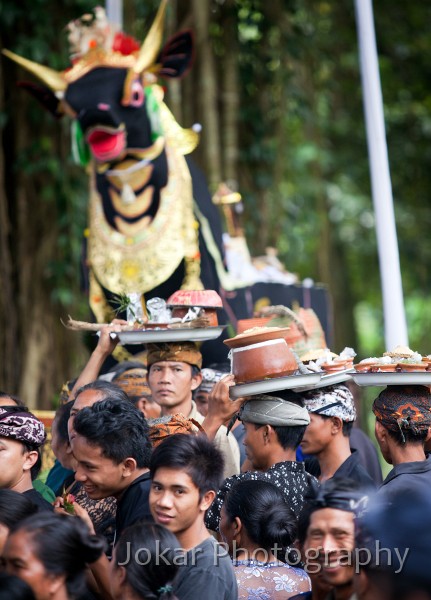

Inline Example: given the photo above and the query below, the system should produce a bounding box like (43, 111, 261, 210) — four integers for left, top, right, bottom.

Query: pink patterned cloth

(0, 407, 46, 446)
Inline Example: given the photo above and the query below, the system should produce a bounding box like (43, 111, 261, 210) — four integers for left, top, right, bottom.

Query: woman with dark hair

(110, 522, 179, 599)
(220, 480, 311, 599)
(3, 512, 105, 600)
(0, 490, 39, 555)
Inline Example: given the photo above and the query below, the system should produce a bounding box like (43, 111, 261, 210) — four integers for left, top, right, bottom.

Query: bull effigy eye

(130, 80, 145, 107)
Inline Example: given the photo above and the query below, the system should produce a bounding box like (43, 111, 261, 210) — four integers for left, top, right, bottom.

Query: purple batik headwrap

(0, 407, 46, 447)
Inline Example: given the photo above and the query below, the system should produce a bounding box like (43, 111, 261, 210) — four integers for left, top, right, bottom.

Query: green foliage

(233, 0, 431, 356)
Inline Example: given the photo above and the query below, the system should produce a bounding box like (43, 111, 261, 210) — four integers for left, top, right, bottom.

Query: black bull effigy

(3, 1, 229, 324)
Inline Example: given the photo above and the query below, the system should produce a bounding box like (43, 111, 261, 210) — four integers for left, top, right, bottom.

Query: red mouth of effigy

(86, 126, 126, 162)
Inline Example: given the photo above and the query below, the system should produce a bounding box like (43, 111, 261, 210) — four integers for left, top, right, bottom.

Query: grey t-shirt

(174, 537, 238, 600)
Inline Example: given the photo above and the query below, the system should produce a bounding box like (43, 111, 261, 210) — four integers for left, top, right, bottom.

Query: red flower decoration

(112, 32, 140, 56)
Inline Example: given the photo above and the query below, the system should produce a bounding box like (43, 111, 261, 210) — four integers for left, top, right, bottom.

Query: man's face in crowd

(147, 362, 202, 413)
(194, 389, 210, 417)
(68, 389, 105, 442)
(242, 421, 269, 470)
(0, 437, 36, 491)
(4, 529, 64, 600)
(133, 395, 161, 420)
(301, 412, 334, 455)
(71, 433, 130, 499)
(304, 507, 355, 588)
(149, 467, 213, 538)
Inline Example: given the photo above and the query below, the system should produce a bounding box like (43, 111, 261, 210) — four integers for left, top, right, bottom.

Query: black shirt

(23, 488, 54, 511)
(304, 450, 376, 491)
(378, 455, 431, 504)
(174, 537, 238, 600)
(333, 450, 376, 491)
(350, 427, 383, 486)
(115, 471, 152, 543)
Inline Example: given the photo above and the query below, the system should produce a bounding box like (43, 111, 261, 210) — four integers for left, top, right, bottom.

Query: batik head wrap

(113, 368, 151, 398)
(303, 384, 356, 422)
(198, 368, 226, 393)
(0, 407, 46, 447)
(147, 342, 202, 369)
(372, 385, 431, 442)
(307, 478, 368, 517)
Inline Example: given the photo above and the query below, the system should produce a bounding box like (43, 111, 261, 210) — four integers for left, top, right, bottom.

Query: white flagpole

(106, 0, 123, 30)
(354, 0, 408, 349)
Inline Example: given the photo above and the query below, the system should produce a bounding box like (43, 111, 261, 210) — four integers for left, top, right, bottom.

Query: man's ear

(199, 489, 216, 511)
(263, 424, 273, 444)
(375, 419, 386, 442)
(47, 574, 66, 597)
(191, 370, 203, 391)
(135, 398, 147, 415)
(330, 416, 343, 435)
(23, 450, 39, 473)
(122, 457, 138, 477)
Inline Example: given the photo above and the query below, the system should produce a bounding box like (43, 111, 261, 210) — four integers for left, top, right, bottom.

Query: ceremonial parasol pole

(106, 0, 123, 30)
(354, 0, 408, 349)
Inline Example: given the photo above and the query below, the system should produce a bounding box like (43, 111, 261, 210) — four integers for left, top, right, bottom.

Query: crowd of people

(0, 324, 430, 600)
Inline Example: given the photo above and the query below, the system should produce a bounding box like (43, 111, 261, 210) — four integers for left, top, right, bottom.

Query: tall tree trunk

(221, 0, 239, 186)
(0, 57, 19, 391)
(191, 0, 222, 188)
(165, 0, 183, 123)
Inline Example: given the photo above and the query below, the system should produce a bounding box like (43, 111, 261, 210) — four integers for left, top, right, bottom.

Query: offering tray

(229, 373, 321, 399)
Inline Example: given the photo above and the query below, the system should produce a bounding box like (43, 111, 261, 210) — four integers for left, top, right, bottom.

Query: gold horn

(133, 0, 169, 74)
(2, 49, 67, 93)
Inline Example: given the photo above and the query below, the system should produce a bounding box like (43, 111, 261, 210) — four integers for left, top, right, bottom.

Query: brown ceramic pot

(231, 339, 298, 383)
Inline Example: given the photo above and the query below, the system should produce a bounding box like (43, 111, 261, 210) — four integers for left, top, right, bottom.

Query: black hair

(0, 392, 25, 407)
(317, 413, 354, 437)
(110, 361, 146, 378)
(30, 450, 42, 481)
(191, 365, 201, 378)
(73, 398, 152, 468)
(224, 480, 297, 551)
(53, 401, 73, 445)
(254, 393, 307, 450)
(272, 424, 307, 450)
(387, 427, 428, 446)
(0, 574, 36, 600)
(115, 522, 179, 600)
(150, 434, 224, 498)
(297, 478, 364, 545)
(207, 362, 230, 372)
(0, 490, 39, 529)
(74, 379, 132, 404)
(9, 512, 105, 599)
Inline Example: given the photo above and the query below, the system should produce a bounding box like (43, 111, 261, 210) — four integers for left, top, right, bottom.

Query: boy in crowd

(71, 398, 153, 540)
(149, 433, 238, 600)
(301, 384, 375, 489)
